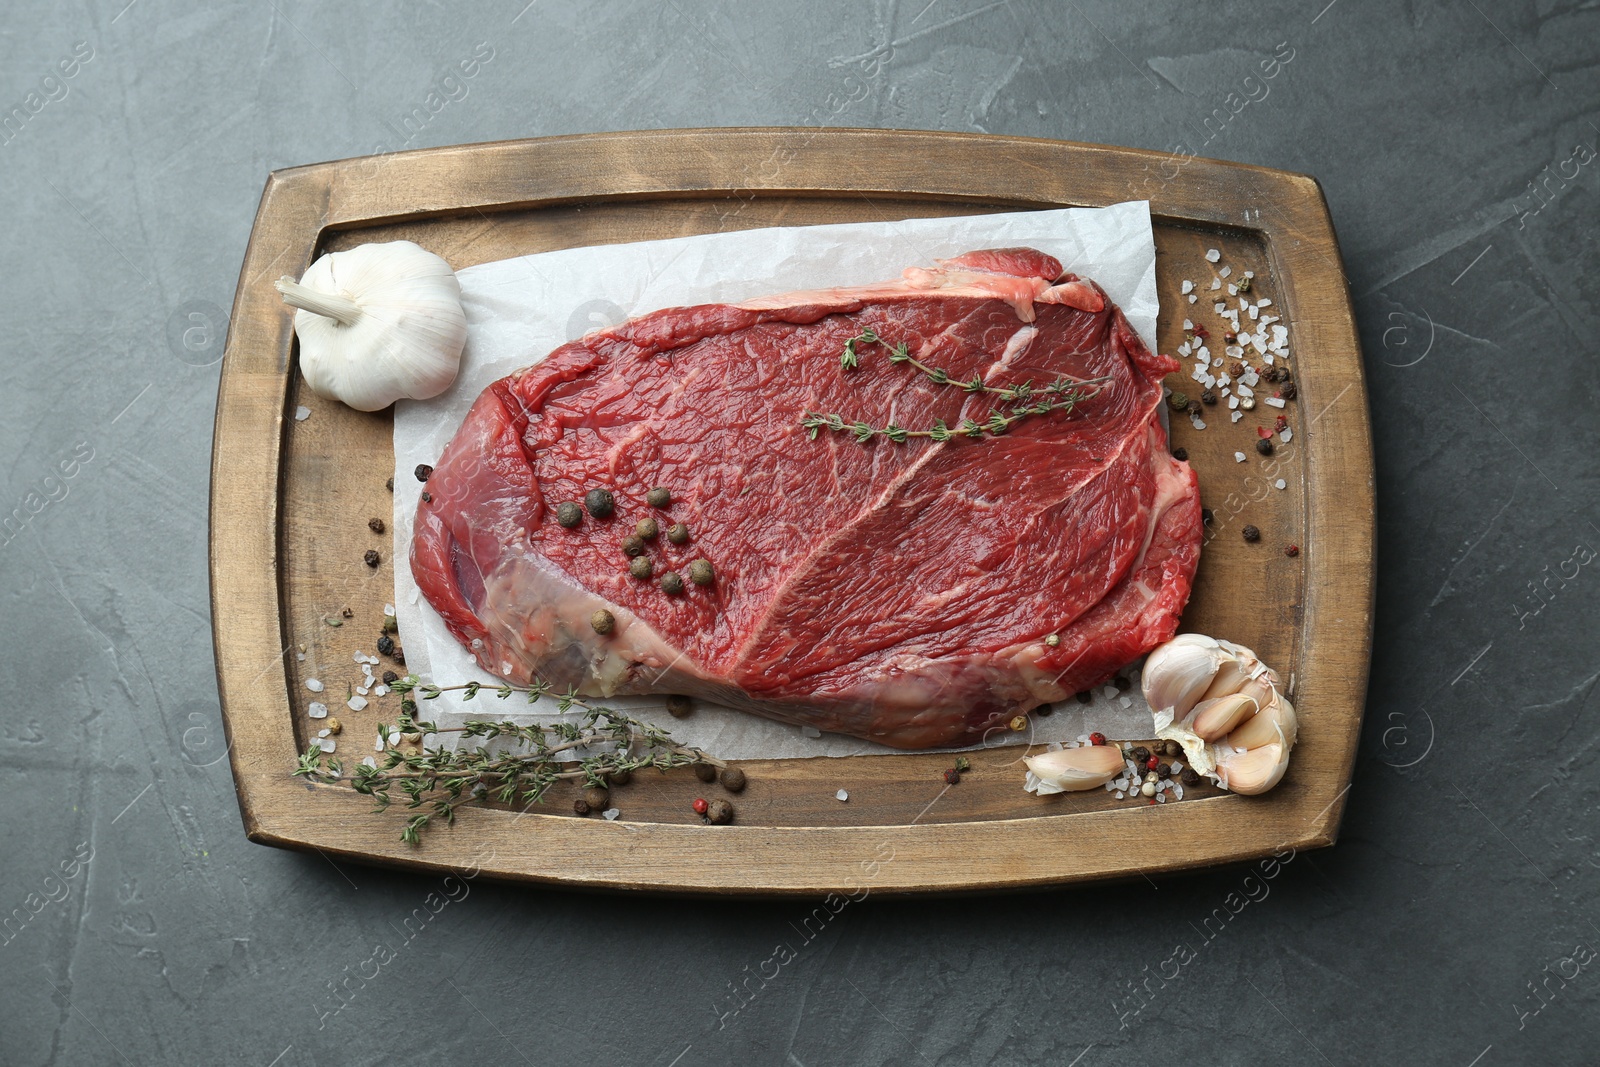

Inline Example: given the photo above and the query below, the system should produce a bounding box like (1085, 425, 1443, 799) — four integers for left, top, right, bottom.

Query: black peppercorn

(1255, 438, 1274, 456)
(1280, 382, 1297, 400)
(666, 695, 693, 718)
(629, 556, 654, 580)
(622, 534, 646, 557)
(401, 699, 416, 714)
(1171, 447, 1188, 461)
(1164, 740, 1182, 758)
(688, 559, 714, 585)
(556, 502, 583, 528)
(368, 517, 386, 534)
(1074, 690, 1092, 704)
(636, 517, 660, 540)
(582, 785, 610, 811)
(364, 549, 380, 568)
(386, 477, 394, 492)
(1180, 767, 1201, 786)
(1242, 525, 1261, 542)
(1131, 746, 1151, 765)
(584, 488, 615, 518)
(944, 768, 961, 785)
(392, 649, 405, 665)
(382, 670, 398, 685)
(694, 762, 717, 783)
(590, 609, 615, 635)
(414, 464, 433, 482)
(719, 766, 746, 792)
(1158, 762, 1172, 777)
(1113, 675, 1131, 691)
(573, 799, 591, 816)
(420, 491, 432, 503)
(1036, 703, 1053, 717)
(660, 571, 685, 595)
(646, 487, 671, 508)
(1202, 507, 1214, 525)
(1201, 390, 1217, 406)
(376, 634, 396, 657)
(706, 798, 733, 825)
(667, 523, 690, 545)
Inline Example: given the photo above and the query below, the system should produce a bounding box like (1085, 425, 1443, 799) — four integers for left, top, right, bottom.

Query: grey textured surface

(2, 1, 1597, 1064)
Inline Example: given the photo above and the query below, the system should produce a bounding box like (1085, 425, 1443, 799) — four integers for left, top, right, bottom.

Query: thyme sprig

(293, 676, 723, 845)
(811, 327, 1113, 444)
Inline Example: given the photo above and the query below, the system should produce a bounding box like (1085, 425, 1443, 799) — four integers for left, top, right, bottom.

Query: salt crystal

(388, 730, 402, 745)
(1258, 298, 1273, 308)
(1234, 451, 1247, 463)
(1174, 782, 1185, 800)
(1119, 696, 1132, 709)
(1228, 395, 1239, 410)
(1236, 384, 1253, 398)
(1275, 479, 1287, 490)
(384, 603, 395, 616)
(801, 725, 822, 739)
(317, 728, 330, 738)
(1226, 344, 1243, 358)
(374, 735, 386, 751)
(1115, 790, 1126, 800)
(319, 738, 336, 753)
(1280, 428, 1293, 443)
(1197, 345, 1210, 359)
(1219, 266, 1231, 278)
(1263, 353, 1275, 365)
(1214, 302, 1226, 314)
(308, 702, 328, 719)
(1272, 325, 1288, 344)
(1242, 370, 1260, 387)
(1191, 417, 1207, 429)
(1178, 342, 1191, 357)
(1231, 410, 1243, 422)
(836, 789, 849, 802)
(1249, 305, 1260, 321)
(1187, 294, 1197, 304)
(348, 695, 368, 711)
(1182, 318, 1193, 330)
(1171, 761, 1183, 771)
(1265, 396, 1287, 408)
(1227, 284, 1238, 296)
(1205, 248, 1220, 262)
(602, 808, 620, 821)
(1102, 685, 1118, 699)
(362, 756, 377, 768)
(1218, 373, 1231, 387)
(374, 684, 389, 697)
(352, 651, 366, 664)
(1210, 278, 1221, 291)
(305, 679, 324, 693)
(1157, 793, 1166, 803)
(294, 406, 311, 421)
(1244, 270, 1254, 278)
(1181, 279, 1194, 294)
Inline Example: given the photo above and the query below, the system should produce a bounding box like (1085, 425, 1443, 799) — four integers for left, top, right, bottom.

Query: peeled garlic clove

(1198, 655, 1251, 704)
(1024, 746, 1124, 793)
(1228, 692, 1297, 751)
(1190, 692, 1260, 742)
(1140, 635, 1225, 719)
(1215, 742, 1290, 795)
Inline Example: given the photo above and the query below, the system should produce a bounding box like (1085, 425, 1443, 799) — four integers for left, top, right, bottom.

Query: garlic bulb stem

(276, 277, 363, 328)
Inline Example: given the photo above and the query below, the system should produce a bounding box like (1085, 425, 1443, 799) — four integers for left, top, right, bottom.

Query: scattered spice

(1240, 396, 1257, 411)
(1163, 740, 1182, 758)
(1132, 746, 1152, 765)
(1009, 715, 1027, 732)
(573, 799, 591, 816)
(954, 756, 971, 772)
(1146, 756, 1160, 771)
(341, 607, 353, 618)
(1045, 633, 1061, 647)
(694, 762, 717, 783)
(1181, 767, 1201, 786)
(556, 502, 583, 528)
(1167, 391, 1189, 412)
(1242, 525, 1261, 542)
(1255, 438, 1274, 456)
(1140, 781, 1157, 797)
(1279, 382, 1297, 400)
(706, 798, 734, 825)
(1202, 507, 1214, 525)
(414, 464, 433, 482)
(382, 670, 399, 685)
(363, 549, 380, 568)
(1074, 691, 1092, 704)
(376, 634, 396, 657)
(666, 695, 693, 718)
(584, 488, 615, 519)
(324, 717, 342, 735)
(1236, 276, 1252, 293)
(1285, 544, 1300, 557)
(646, 487, 672, 508)
(629, 556, 654, 580)
(1158, 762, 1171, 777)
(622, 534, 646, 557)
(1201, 390, 1217, 406)
(1089, 732, 1106, 746)
(368, 517, 386, 534)
(420, 491, 432, 503)
(608, 768, 633, 787)
(582, 785, 610, 811)
(719, 766, 746, 792)
(590, 609, 615, 635)
(692, 797, 709, 816)
(1171, 447, 1188, 461)
(688, 559, 715, 586)
(386, 477, 394, 492)
(1113, 675, 1131, 691)
(1228, 361, 1246, 377)
(944, 768, 961, 785)
(635, 517, 660, 540)
(667, 523, 691, 545)
(382, 616, 398, 634)
(660, 570, 685, 595)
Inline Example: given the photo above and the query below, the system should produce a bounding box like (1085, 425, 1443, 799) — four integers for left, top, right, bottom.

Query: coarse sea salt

(294, 406, 311, 421)
(1181, 279, 1194, 294)
(348, 695, 368, 711)
(319, 738, 336, 753)
(1188, 294, 1197, 303)
(1102, 685, 1118, 699)
(374, 684, 389, 697)
(836, 789, 849, 802)
(1205, 248, 1220, 262)
(1231, 410, 1244, 422)
(305, 678, 324, 693)
(1214, 302, 1226, 314)
(308, 702, 328, 719)
(602, 808, 620, 820)
(1219, 265, 1232, 278)
(1275, 479, 1287, 490)
(1280, 428, 1293, 443)
(1210, 277, 1221, 290)
(1265, 396, 1287, 408)
(1234, 451, 1247, 463)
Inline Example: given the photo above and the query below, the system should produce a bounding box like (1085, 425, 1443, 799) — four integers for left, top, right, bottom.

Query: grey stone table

(3, 2, 1596, 1064)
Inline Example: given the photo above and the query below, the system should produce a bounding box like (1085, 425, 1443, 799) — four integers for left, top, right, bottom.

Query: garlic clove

(1140, 634, 1225, 719)
(1023, 745, 1124, 793)
(1190, 692, 1260, 742)
(1198, 655, 1251, 704)
(1227, 692, 1297, 751)
(1215, 742, 1290, 795)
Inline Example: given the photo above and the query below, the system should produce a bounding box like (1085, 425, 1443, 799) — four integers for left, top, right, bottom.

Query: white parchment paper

(393, 202, 1162, 758)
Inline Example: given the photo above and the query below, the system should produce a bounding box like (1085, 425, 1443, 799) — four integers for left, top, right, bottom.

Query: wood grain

(211, 128, 1373, 894)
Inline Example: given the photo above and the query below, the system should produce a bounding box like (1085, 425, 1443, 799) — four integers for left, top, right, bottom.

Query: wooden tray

(211, 128, 1373, 895)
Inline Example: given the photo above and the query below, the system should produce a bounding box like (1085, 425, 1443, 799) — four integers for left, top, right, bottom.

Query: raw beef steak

(411, 248, 1201, 748)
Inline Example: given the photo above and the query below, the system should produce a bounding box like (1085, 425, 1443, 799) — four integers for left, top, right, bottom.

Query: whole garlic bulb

(276, 241, 467, 412)
(1141, 634, 1296, 796)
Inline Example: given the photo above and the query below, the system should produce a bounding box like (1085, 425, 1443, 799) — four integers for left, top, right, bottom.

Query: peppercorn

(694, 762, 717, 783)
(420, 491, 432, 503)
(1201, 390, 1217, 406)
(665, 695, 693, 718)
(1242, 525, 1260, 542)
(386, 477, 394, 491)
(1075, 691, 1092, 704)
(382, 615, 398, 634)
(584, 488, 615, 518)
(608, 768, 633, 787)
(1164, 740, 1181, 758)
(1236, 276, 1252, 293)
(1228, 361, 1246, 377)
(1202, 507, 1214, 525)
(706, 799, 733, 825)
(1146, 756, 1160, 771)
(1009, 715, 1027, 731)
(660, 570, 685, 595)
(1285, 544, 1300, 557)
(590, 609, 615, 635)
(392, 649, 405, 665)
(341, 607, 353, 618)
(636, 517, 659, 540)
(1181, 767, 1201, 786)
(1131, 746, 1151, 765)
(376, 634, 396, 657)
(364, 549, 380, 568)
(955, 756, 971, 772)
(629, 556, 654, 580)
(381, 670, 398, 685)
(1280, 382, 1297, 400)
(692, 797, 709, 816)
(556, 502, 583, 528)
(944, 768, 961, 784)
(1045, 633, 1061, 647)
(1140, 781, 1157, 797)
(1113, 675, 1131, 691)
(622, 534, 646, 557)
(400, 699, 416, 714)
(415, 464, 433, 482)
(1240, 396, 1257, 411)
(1035, 703, 1053, 716)
(573, 799, 591, 816)
(667, 523, 690, 545)
(324, 717, 342, 735)
(688, 559, 714, 585)
(1167, 391, 1189, 412)
(646, 487, 672, 508)
(1171, 447, 1188, 461)
(719, 766, 746, 792)
(1089, 732, 1106, 746)
(1224, 331, 1238, 343)
(1256, 438, 1274, 456)
(368, 517, 386, 534)
(582, 785, 610, 811)
(1157, 762, 1171, 777)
